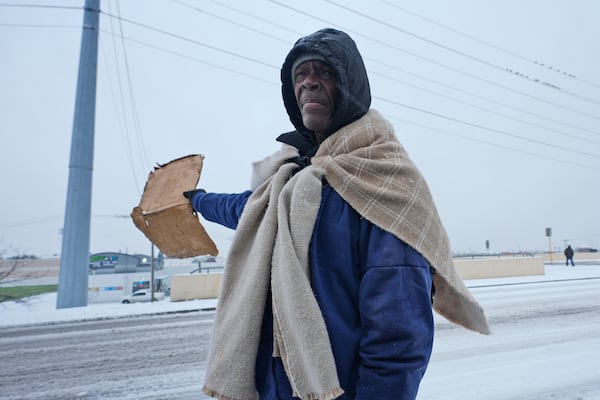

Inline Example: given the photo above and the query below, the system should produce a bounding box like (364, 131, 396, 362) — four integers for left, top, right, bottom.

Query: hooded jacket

(278, 28, 371, 158)
(192, 28, 434, 399)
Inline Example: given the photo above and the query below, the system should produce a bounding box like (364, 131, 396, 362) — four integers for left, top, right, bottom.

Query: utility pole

(150, 244, 155, 302)
(546, 227, 553, 265)
(57, 0, 100, 309)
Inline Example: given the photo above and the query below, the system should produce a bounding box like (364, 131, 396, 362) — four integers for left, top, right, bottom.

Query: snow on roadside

(1, 263, 598, 328)
(0, 293, 218, 327)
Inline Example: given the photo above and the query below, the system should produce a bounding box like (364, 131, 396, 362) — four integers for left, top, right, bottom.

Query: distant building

(88, 251, 164, 274)
(575, 247, 598, 253)
(88, 252, 167, 303)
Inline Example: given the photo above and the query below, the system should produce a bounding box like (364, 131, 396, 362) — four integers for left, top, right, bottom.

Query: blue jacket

(191, 183, 434, 399)
(195, 28, 434, 400)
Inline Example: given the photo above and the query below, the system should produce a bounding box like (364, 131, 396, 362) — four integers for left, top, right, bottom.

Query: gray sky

(1, 0, 599, 258)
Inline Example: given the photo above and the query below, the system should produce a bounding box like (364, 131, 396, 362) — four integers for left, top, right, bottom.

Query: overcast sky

(1, 0, 599, 258)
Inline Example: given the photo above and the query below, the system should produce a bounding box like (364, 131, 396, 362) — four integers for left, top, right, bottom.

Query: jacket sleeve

(190, 190, 252, 230)
(356, 227, 434, 400)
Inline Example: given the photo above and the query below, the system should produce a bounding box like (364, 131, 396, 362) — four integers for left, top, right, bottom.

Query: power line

(0, 3, 80, 10)
(326, 0, 600, 107)
(99, 8, 600, 164)
(114, 0, 150, 186)
(99, 38, 141, 194)
(0, 23, 80, 29)
(205, 0, 304, 37)
(7, 2, 600, 154)
(269, 0, 600, 123)
(365, 56, 600, 138)
(102, 0, 143, 194)
(167, 0, 600, 142)
(0, 214, 132, 229)
(370, 69, 600, 146)
(376, 0, 600, 90)
(202, 0, 600, 138)
(375, 95, 600, 160)
(170, 0, 291, 45)
(0, 216, 63, 229)
(99, 29, 277, 86)
(10, 1, 597, 145)
(100, 11, 280, 70)
(386, 115, 600, 171)
(113, 31, 600, 162)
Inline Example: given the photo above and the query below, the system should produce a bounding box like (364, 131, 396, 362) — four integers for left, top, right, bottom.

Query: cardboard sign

(131, 154, 218, 258)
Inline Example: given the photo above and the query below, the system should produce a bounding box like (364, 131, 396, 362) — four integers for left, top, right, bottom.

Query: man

(564, 245, 575, 266)
(186, 28, 489, 400)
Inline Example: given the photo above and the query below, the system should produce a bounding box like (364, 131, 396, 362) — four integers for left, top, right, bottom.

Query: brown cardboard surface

(131, 154, 218, 258)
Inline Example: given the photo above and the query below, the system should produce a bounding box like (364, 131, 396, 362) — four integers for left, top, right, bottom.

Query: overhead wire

(169, 0, 293, 45)
(0, 3, 82, 29)
(0, 23, 80, 29)
(0, 3, 80, 10)
(375, 95, 600, 160)
(114, 0, 150, 188)
(366, 56, 600, 138)
(269, 0, 600, 123)
(103, 0, 142, 194)
(386, 115, 600, 171)
(169, 0, 600, 141)
(100, 4, 600, 167)
(100, 10, 280, 70)
(99, 39, 141, 191)
(0, 216, 64, 229)
(100, 29, 277, 86)
(369, 69, 600, 146)
(376, 0, 600, 90)
(4, 1, 599, 251)
(0, 214, 131, 229)
(5, 2, 599, 161)
(205, 0, 305, 37)
(8, 2, 599, 168)
(326, 0, 600, 106)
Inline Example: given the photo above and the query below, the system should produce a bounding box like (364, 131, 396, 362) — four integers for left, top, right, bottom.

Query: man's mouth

(301, 96, 327, 107)
(302, 102, 328, 114)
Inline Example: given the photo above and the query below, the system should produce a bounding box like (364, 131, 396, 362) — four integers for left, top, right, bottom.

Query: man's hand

(183, 188, 206, 200)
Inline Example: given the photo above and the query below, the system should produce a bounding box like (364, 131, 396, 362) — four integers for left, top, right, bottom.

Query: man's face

(293, 60, 338, 141)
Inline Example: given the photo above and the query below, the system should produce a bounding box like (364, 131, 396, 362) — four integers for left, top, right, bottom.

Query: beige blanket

(202, 109, 490, 400)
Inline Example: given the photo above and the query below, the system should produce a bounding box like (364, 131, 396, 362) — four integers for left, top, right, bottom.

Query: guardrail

(188, 265, 224, 274)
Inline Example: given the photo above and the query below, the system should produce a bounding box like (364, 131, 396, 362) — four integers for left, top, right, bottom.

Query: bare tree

(0, 258, 34, 281)
(0, 251, 37, 302)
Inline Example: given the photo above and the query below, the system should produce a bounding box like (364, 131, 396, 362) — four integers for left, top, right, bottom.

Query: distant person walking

(564, 245, 575, 266)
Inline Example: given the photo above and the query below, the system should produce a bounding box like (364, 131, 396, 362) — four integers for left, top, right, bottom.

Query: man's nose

(300, 70, 321, 88)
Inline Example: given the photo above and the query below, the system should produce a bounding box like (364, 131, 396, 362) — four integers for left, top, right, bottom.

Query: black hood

(278, 28, 371, 153)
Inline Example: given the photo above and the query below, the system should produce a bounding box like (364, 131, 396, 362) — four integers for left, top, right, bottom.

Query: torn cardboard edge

(131, 154, 219, 258)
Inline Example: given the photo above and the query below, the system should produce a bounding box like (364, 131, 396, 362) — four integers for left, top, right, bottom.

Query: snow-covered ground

(1, 263, 599, 399)
(2, 262, 597, 328)
(0, 291, 217, 327)
(420, 263, 600, 400)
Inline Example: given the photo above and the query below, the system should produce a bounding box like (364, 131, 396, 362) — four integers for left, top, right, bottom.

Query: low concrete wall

(542, 252, 599, 263)
(170, 273, 223, 301)
(169, 256, 545, 300)
(453, 256, 545, 280)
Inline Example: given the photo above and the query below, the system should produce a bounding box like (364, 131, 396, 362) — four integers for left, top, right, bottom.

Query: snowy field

(420, 264, 600, 400)
(1, 263, 599, 399)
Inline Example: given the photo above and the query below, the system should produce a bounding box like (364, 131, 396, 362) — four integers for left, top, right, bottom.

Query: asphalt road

(1, 277, 599, 400)
(418, 277, 600, 400)
(0, 311, 215, 400)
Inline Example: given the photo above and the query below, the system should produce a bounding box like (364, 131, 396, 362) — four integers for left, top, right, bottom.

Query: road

(0, 311, 214, 400)
(418, 277, 600, 400)
(1, 277, 599, 400)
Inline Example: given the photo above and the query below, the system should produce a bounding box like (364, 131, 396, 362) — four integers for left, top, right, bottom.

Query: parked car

(121, 290, 164, 304)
